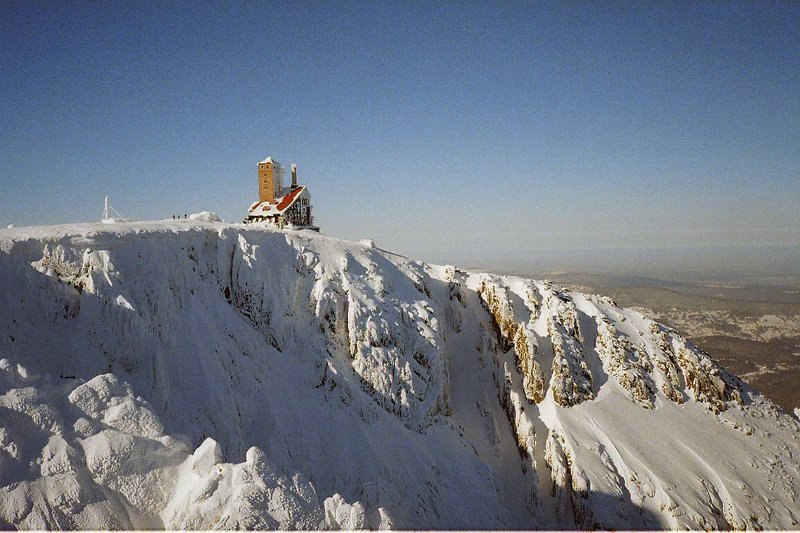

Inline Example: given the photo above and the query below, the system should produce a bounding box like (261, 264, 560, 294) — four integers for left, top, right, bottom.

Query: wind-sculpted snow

(0, 369, 322, 529)
(0, 221, 798, 530)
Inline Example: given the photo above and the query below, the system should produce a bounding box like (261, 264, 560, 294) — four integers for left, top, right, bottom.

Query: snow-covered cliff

(0, 221, 797, 529)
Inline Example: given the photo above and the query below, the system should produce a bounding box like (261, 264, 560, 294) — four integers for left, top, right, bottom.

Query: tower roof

(259, 156, 280, 165)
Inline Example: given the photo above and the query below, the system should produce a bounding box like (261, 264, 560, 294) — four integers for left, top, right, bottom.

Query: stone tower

(257, 157, 284, 203)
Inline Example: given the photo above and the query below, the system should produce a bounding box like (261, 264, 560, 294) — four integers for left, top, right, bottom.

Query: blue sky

(2, 1, 798, 266)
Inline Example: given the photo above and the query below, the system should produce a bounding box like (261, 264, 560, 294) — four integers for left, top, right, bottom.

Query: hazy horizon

(427, 243, 800, 284)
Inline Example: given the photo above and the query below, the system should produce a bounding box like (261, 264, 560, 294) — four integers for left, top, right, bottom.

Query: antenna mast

(101, 195, 127, 223)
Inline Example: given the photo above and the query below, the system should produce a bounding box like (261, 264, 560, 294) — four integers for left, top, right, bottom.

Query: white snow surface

(187, 211, 222, 223)
(0, 220, 798, 529)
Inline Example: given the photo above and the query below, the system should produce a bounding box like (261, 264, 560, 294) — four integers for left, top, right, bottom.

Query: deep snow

(0, 220, 797, 529)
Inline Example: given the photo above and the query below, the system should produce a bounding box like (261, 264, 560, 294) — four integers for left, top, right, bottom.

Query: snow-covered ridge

(0, 221, 797, 529)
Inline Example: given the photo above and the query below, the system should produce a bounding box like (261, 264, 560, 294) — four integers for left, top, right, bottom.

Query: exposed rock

(594, 318, 655, 408)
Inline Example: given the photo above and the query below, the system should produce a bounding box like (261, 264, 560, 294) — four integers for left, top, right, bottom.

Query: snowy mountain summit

(0, 220, 798, 530)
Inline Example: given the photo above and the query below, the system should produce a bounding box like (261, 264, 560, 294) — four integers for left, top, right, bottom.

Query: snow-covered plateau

(0, 220, 797, 529)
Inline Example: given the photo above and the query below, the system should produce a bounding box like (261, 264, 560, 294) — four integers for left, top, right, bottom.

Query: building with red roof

(244, 156, 319, 231)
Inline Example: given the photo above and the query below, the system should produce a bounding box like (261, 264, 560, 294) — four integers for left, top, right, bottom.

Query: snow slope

(0, 220, 797, 529)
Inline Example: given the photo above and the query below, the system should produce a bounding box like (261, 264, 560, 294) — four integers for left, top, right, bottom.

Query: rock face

(0, 221, 798, 530)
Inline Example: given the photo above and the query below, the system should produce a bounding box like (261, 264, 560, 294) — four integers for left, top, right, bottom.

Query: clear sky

(2, 1, 798, 267)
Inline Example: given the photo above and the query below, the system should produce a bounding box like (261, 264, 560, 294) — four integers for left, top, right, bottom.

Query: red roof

(276, 186, 304, 211)
(248, 186, 306, 217)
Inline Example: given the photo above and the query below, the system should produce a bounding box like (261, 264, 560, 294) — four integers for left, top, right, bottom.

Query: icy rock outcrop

(67, 375, 187, 518)
(0, 368, 154, 528)
(311, 250, 449, 430)
(547, 317, 594, 407)
(69, 374, 166, 438)
(324, 494, 367, 529)
(544, 429, 589, 527)
(644, 322, 687, 404)
(0, 367, 326, 529)
(674, 340, 743, 413)
(163, 441, 323, 529)
(594, 318, 655, 408)
(324, 494, 394, 530)
(476, 278, 546, 404)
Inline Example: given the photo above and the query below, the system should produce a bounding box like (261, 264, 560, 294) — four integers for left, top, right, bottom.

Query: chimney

(291, 163, 298, 189)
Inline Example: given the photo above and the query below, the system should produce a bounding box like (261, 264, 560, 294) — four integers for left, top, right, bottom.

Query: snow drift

(0, 220, 797, 529)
